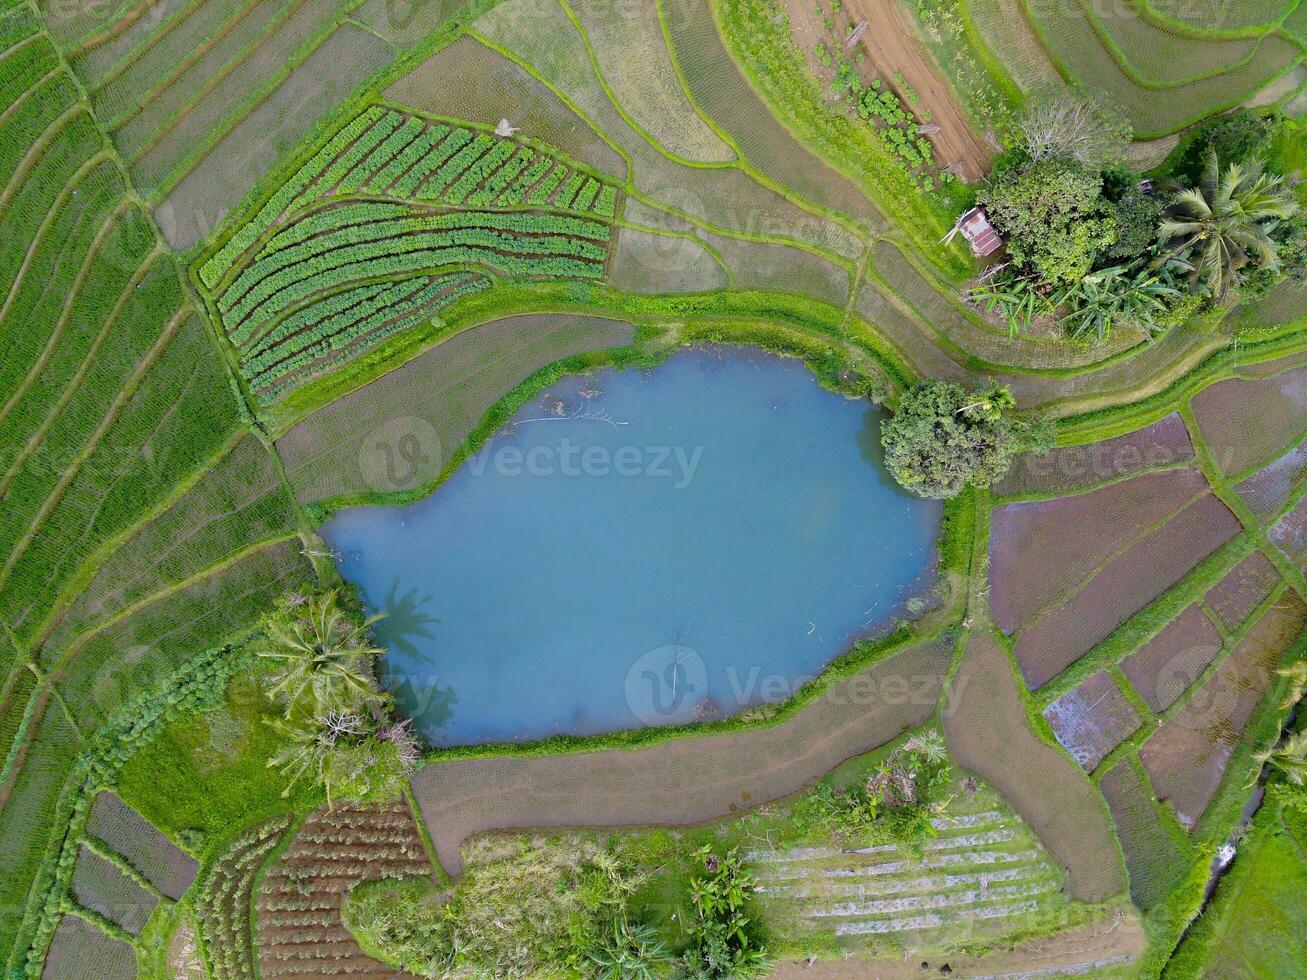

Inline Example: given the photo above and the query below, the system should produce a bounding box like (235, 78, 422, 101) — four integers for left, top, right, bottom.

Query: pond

(320, 346, 941, 746)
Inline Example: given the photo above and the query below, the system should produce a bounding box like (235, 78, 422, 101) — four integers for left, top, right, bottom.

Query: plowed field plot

(1141, 592, 1307, 828)
(1204, 551, 1283, 632)
(792, 0, 993, 182)
(989, 468, 1210, 634)
(275, 313, 635, 504)
(1098, 759, 1193, 910)
(1269, 494, 1307, 572)
(1042, 672, 1140, 772)
(69, 844, 158, 936)
(1120, 604, 1224, 712)
(412, 636, 951, 874)
(86, 791, 198, 900)
(40, 912, 135, 980)
(1236, 443, 1307, 523)
(1191, 364, 1307, 477)
(753, 797, 1063, 950)
(993, 413, 1194, 499)
(942, 633, 1124, 902)
(1012, 492, 1242, 689)
(257, 799, 431, 979)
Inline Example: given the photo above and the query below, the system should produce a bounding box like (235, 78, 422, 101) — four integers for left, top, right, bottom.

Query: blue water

(320, 347, 941, 746)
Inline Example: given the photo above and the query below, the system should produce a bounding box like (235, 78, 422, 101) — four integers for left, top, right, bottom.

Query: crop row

(199, 105, 619, 291)
(195, 817, 293, 980)
(246, 272, 488, 392)
(198, 108, 388, 289)
(219, 210, 609, 330)
(256, 275, 490, 402)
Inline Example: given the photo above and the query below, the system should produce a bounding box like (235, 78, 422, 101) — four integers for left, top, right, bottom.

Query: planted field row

(256, 800, 430, 979)
(200, 105, 618, 290)
(1191, 363, 1307, 477)
(246, 272, 491, 400)
(1098, 758, 1193, 910)
(39, 911, 135, 980)
(754, 803, 1064, 949)
(69, 844, 157, 936)
(195, 816, 294, 980)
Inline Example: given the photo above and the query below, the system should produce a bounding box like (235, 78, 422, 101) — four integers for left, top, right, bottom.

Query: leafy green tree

(880, 380, 1020, 499)
(1056, 264, 1182, 342)
(1255, 731, 1307, 786)
(1172, 109, 1278, 185)
(1108, 190, 1164, 260)
(977, 158, 1118, 285)
(1159, 149, 1299, 300)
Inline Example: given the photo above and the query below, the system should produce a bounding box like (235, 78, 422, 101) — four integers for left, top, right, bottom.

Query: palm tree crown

(1158, 149, 1298, 301)
(256, 589, 387, 717)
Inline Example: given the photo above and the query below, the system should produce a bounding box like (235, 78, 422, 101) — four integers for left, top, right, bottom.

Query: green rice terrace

(1, 0, 1305, 975)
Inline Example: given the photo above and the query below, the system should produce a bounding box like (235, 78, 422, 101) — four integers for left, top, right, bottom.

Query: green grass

(1164, 799, 1307, 977)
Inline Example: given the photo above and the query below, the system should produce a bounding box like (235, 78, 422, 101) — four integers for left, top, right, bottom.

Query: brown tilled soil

(989, 468, 1210, 634)
(411, 636, 952, 875)
(1236, 443, 1307, 522)
(1204, 551, 1283, 631)
(942, 632, 1126, 902)
(1013, 493, 1243, 689)
(1191, 365, 1307, 476)
(766, 911, 1146, 977)
(1098, 759, 1193, 910)
(992, 412, 1195, 499)
(782, 0, 992, 181)
(1120, 604, 1224, 712)
(1141, 591, 1307, 828)
(256, 799, 432, 979)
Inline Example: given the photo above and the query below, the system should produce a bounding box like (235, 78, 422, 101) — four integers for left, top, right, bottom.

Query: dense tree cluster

(972, 99, 1303, 343)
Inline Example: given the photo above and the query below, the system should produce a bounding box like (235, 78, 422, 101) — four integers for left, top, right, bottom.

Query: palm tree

(1158, 149, 1299, 300)
(1254, 731, 1307, 786)
(256, 589, 388, 718)
(1278, 659, 1307, 710)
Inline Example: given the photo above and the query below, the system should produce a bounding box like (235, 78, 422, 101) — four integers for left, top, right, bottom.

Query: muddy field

(942, 633, 1124, 902)
(1204, 552, 1283, 632)
(1042, 672, 1140, 772)
(1141, 593, 1307, 828)
(411, 636, 952, 875)
(993, 413, 1194, 499)
(1120, 604, 1224, 712)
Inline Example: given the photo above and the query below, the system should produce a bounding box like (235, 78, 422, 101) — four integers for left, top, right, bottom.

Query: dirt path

(942, 631, 1126, 902)
(784, 0, 993, 182)
(766, 911, 1146, 977)
(409, 636, 952, 875)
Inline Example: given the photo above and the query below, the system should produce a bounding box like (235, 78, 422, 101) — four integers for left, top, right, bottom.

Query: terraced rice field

(1191, 363, 1307, 476)
(86, 791, 199, 901)
(1042, 672, 1141, 773)
(1098, 758, 1194, 910)
(40, 912, 135, 980)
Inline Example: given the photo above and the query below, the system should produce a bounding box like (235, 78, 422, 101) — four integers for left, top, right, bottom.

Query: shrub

(1108, 190, 1164, 260)
(678, 847, 769, 980)
(881, 380, 1020, 498)
(344, 838, 648, 978)
(1017, 89, 1131, 168)
(1171, 109, 1278, 185)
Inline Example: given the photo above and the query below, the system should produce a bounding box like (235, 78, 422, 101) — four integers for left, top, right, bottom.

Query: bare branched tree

(1018, 89, 1131, 168)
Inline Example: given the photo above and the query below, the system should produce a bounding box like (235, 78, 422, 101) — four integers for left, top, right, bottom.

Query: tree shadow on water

(370, 578, 457, 732)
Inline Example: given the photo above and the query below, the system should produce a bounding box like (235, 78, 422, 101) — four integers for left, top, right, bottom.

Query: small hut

(958, 206, 1003, 257)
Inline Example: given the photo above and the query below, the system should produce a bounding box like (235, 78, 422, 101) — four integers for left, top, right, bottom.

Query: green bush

(880, 380, 1020, 498)
(344, 838, 649, 978)
(678, 847, 769, 980)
